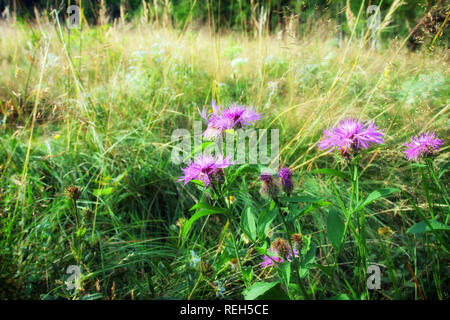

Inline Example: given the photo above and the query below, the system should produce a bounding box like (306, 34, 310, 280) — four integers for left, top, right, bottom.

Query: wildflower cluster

(178, 101, 262, 189)
(177, 109, 445, 298)
(317, 118, 443, 162)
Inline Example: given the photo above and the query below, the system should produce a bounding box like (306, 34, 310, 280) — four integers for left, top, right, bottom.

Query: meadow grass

(0, 13, 448, 300)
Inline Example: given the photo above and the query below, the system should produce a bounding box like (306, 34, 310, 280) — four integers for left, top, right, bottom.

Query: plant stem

(72, 198, 82, 265)
(425, 158, 450, 223)
(211, 182, 247, 287)
(274, 198, 311, 299)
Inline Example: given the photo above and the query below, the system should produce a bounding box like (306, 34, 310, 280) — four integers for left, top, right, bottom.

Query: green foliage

(2, 0, 443, 39)
(407, 220, 450, 234)
(327, 210, 345, 251)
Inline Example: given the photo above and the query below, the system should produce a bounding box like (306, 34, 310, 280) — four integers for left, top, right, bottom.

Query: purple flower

(260, 248, 299, 268)
(259, 173, 279, 198)
(278, 167, 293, 194)
(260, 253, 283, 268)
(404, 132, 443, 162)
(259, 173, 274, 182)
(318, 118, 383, 155)
(178, 154, 233, 188)
(199, 101, 261, 139)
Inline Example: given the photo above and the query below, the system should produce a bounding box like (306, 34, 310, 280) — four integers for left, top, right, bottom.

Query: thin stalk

(211, 182, 247, 287)
(274, 198, 311, 300)
(72, 198, 82, 265)
(425, 158, 449, 222)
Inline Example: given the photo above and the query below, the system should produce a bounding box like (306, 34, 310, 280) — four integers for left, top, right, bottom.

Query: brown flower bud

(271, 237, 290, 259)
(65, 186, 81, 201)
(291, 233, 303, 247)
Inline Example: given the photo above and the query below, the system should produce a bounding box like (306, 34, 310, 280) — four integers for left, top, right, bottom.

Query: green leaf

(243, 281, 279, 300)
(241, 207, 257, 242)
(112, 171, 128, 184)
(327, 210, 345, 251)
(242, 266, 253, 284)
(189, 202, 230, 213)
(407, 219, 450, 234)
(243, 281, 289, 300)
(291, 200, 333, 220)
(327, 294, 352, 300)
(438, 161, 450, 180)
(269, 200, 276, 211)
(300, 242, 317, 278)
(312, 168, 350, 181)
(182, 204, 230, 239)
(257, 209, 277, 241)
(80, 293, 103, 300)
(255, 242, 268, 255)
(410, 163, 426, 169)
(93, 187, 114, 196)
(277, 262, 291, 287)
(188, 179, 205, 187)
(183, 141, 213, 162)
(301, 234, 311, 255)
(76, 226, 86, 238)
(354, 188, 400, 212)
(228, 164, 259, 185)
(278, 196, 321, 203)
(314, 264, 334, 277)
(303, 242, 317, 266)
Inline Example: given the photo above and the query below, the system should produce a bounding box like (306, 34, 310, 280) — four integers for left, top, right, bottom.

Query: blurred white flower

(189, 250, 201, 267)
(231, 57, 248, 68)
(215, 280, 225, 298)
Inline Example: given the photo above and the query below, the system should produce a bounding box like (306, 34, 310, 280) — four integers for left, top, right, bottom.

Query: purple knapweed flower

(318, 118, 383, 156)
(199, 101, 261, 139)
(260, 248, 299, 268)
(178, 154, 233, 188)
(278, 167, 294, 194)
(259, 172, 279, 198)
(404, 132, 443, 162)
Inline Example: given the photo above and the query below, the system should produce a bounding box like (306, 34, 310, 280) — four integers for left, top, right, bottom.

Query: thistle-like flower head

(199, 101, 261, 139)
(178, 154, 233, 188)
(277, 167, 293, 194)
(404, 132, 443, 162)
(318, 118, 383, 156)
(260, 247, 299, 268)
(259, 173, 279, 198)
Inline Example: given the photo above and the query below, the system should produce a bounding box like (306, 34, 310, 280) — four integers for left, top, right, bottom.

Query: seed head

(176, 217, 187, 228)
(271, 238, 290, 259)
(65, 186, 81, 201)
(199, 261, 214, 277)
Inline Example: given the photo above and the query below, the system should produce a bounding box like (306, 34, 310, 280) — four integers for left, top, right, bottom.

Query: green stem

(425, 158, 449, 223)
(274, 198, 311, 300)
(351, 161, 367, 297)
(211, 182, 247, 287)
(72, 198, 82, 265)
